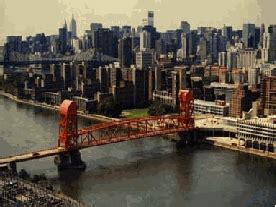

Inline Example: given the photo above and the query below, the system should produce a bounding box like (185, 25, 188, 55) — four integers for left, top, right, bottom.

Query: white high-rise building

(181, 33, 188, 59)
(218, 52, 227, 67)
(262, 32, 276, 63)
(136, 50, 154, 69)
(71, 38, 81, 53)
(140, 31, 151, 50)
(227, 49, 238, 69)
(248, 67, 260, 86)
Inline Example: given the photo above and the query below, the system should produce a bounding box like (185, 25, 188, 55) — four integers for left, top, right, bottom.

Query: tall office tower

(111, 26, 120, 39)
(71, 38, 81, 53)
(5, 36, 22, 61)
(227, 50, 238, 70)
(188, 30, 199, 56)
(49, 35, 59, 53)
(260, 23, 265, 47)
(70, 14, 77, 38)
(132, 67, 150, 106)
(255, 27, 261, 48)
(198, 37, 208, 62)
(148, 11, 154, 27)
(142, 19, 148, 27)
(155, 38, 166, 54)
(142, 26, 160, 49)
(98, 66, 108, 93)
(118, 37, 133, 68)
(59, 20, 68, 54)
(238, 49, 258, 70)
(262, 32, 276, 62)
(136, 50, 154, 69)
(222, 25, 232, 41)
(242, 23, 256, 48)
(261, 76, 276, 115)
(218, 35, 227, 52)
(94, 28, 115, 57)
(229, 86, 249, 118)
(122, 26, 132, 38)
(61, 63, 73, 90)
(181, 33, 189, 59)
(90, 23, 102, 31)
(175, 66, 187, 90)
(268, 25, 276, 34)
(140, 31, 151, 50)
(131, 28, 140, 50)
(248, 67, 260, 87)
(180, 21, 190, 34)
(218, 52, 227, 67)
(155, 66, 161, 91)
(110, 67, 122, 87)
(89, 23, 103, 48)
(212, 33, 219, 61)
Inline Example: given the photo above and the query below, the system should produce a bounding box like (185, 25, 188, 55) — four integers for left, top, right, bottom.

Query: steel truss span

(58, 90, 195, 150)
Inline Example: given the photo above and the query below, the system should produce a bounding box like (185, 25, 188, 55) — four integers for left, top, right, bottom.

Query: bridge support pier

(176, 131, 197, 148)
(54, 150, 86, 171)
(9, 162, 17, 173)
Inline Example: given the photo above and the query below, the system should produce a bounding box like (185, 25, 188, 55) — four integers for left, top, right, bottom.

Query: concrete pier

(54, 150, 86, 171)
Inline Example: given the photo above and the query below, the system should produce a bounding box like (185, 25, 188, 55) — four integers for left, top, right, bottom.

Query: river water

(1, 95, 276, 207)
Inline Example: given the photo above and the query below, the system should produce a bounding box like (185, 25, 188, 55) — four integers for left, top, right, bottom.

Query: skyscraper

(181, 33, 189, 59)
(90, 23, 103, 31)
(136, 50, 154, 69)
(242, 23, 256, 48)
(260, 23, 265, 47)
(118, 37, 133, 68)
(188, 30, 199, 57)
(140, 31, 151, 50)
(222, 25, 232, 41)
(180, 21, 190, 34)
(268, 25, 276, 34)
(94, 28, 115, 57)
(70, 15, 77, 38)
(59, 20, 68, 54)
(148, 11, 154, 27)
(261, 32, 276, 62)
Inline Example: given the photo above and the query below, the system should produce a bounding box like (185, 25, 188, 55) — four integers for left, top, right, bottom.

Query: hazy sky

(0, 0, 275, 45)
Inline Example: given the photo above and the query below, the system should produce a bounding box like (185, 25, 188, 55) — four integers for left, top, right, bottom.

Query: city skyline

(0, 0, 275, 45)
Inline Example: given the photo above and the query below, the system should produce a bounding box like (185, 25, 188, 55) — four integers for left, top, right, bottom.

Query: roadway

(0, 148, 66, 165)
(195, 116, 237, 133)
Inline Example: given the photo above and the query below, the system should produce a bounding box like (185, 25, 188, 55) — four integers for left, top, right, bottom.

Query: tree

(18, 169, 30, 180)
(97, 97, 122, 117)
(148, 100, 174, 116)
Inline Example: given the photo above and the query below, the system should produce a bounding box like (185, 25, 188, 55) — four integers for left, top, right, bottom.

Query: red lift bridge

(58, 90, 195, 150)
(0, 90, 194, 168)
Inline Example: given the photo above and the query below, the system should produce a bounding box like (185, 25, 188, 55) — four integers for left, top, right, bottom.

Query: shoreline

(205, 137, 276, 160)
(0, 91, 116, 123)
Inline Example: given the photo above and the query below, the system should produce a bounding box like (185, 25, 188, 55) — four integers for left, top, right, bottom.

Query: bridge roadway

(0, 147, 66, 165)
(0, 127, 186, 165)
(0, 119, 237, 165)
(0, 90, 196, 166)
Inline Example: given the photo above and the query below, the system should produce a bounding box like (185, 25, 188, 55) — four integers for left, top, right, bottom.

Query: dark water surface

(1, 95, 276, 207)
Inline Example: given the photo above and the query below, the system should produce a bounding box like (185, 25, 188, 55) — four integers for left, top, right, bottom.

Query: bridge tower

(58, 100, 78, 149)
(56, 100, 86, 170)
(178, 90, 194, 127)
(177, 90, 195, 146)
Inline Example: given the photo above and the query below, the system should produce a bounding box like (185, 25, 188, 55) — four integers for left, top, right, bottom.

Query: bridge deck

(0, 148, 66, 165)
(0, 128, 186, 165)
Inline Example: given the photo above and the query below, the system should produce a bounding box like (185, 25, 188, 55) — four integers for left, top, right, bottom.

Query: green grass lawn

(122, 108, 149, 119)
